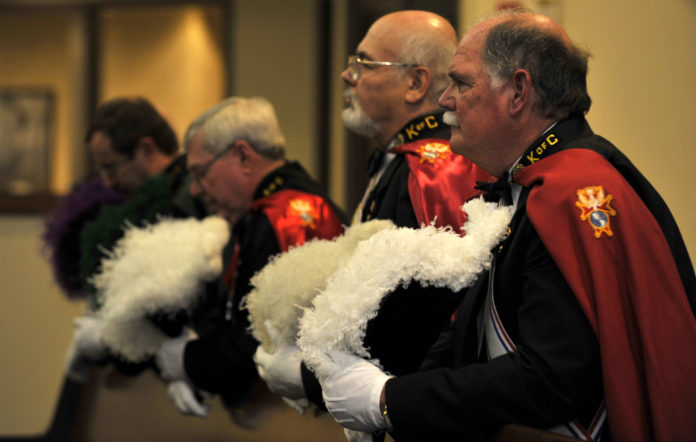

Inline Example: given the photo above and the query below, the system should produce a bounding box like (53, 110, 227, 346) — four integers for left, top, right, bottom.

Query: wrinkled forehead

(449, 29, 486, 72)
(458, 20, 491, 55)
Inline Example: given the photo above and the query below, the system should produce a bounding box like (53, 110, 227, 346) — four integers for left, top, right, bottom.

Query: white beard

(342, 90, 379, 138)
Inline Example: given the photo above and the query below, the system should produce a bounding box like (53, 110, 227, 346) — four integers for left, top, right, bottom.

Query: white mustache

(343, 89, 354, 105)
(442, 111, 460, 127)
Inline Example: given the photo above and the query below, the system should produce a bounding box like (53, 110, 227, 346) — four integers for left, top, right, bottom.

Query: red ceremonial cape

(392, 139, 491, 231)
(250, 189, 345, 252)
(515, 148, 696, 442)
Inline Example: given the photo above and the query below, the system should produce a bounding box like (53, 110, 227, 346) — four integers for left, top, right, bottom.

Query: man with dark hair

(154, 97, 347, 416)
(315, 10, 696, 441)
(86, 97, 179, 195)
(80, 97, 207, 289)
(67, 96, 207, 379)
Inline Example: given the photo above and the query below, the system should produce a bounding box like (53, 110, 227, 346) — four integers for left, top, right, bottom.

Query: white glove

(320, 350, 392, 433)
(254, 344, 306, 400)
(156, 331, 192, 381)
(72, 315, 107, 361)
(344, 428, 375, 442)
(64, 340, 92, 384)
(167, 380, 211, 418)
(281, 397, 310, 414)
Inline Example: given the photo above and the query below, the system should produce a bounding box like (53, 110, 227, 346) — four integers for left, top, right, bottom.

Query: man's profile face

(438, 26, 509, 173)
(88, 130, 148, 196)
(187, 132, 251, 225)
(340, 19, 410, 139)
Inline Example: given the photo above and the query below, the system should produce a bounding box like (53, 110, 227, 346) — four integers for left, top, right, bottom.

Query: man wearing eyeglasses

(154, 96, 348, 416)
(341, 11, 489, 228)
(66, 97, 208, 380)
(313, 9, 696, 442)
(81, 98, 208, 285)
(253, 9, 490, 424)
(86, 97, 187, 198)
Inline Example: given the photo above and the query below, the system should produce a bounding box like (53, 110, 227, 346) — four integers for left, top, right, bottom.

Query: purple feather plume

(42, 178, 126, 298)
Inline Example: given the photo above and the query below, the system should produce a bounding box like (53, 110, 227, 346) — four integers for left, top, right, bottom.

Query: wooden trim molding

(0, 192, 60, 215)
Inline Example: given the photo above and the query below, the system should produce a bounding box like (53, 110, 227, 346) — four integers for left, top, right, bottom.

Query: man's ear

(509, 69, 533, 115)
(405, 66, 432, 104)
(232, 140, 255, 169)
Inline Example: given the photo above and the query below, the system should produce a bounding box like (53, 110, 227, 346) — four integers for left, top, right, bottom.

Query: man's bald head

(365, 10, 458, 101)
(342, 10, 458, 146)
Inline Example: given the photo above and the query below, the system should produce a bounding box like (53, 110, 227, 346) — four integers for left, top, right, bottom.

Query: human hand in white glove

(168, 380, 211, 418)
(72, 314, 107, 362)
(344, 428, 376, 442)
(281, 396, 310, 415)
(64, 341, 92, 384)
(320, 350, 393, 433)
(156, 331, 193, 382)
(254, 344, 306, 400)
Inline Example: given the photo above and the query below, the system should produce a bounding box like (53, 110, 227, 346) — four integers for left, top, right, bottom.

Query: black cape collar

(392, 111, 449, 147)
(511, 116, 587, 177)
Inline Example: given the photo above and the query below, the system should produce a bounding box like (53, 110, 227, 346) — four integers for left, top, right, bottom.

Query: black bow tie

(367, 148, 386, 177)
(475, 171, 512, 205)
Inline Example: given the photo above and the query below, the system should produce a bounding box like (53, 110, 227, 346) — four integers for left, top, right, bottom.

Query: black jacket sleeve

(385, 211, 603, 441)
(183, 213, 280, 405)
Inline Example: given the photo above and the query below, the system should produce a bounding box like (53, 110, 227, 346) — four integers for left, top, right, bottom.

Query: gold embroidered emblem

(289, 198, 318, 229)
(417, 142, 450, 164)
(575, 185, 616, 238)
(262, 177, 285, 196)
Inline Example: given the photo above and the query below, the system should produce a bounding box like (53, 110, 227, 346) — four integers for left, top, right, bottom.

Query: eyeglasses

(347, 55, 418, 82)
(189, 143, 235, 185)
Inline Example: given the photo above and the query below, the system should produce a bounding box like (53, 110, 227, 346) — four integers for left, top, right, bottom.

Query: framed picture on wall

(0, 88, 57, 213)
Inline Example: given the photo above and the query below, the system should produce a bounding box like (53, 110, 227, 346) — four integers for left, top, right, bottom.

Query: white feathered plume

(245, 220, 394, 353)
(298, 198, 514, 381)
(93, 216, 230, 362)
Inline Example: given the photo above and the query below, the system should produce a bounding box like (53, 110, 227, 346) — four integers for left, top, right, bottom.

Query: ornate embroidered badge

(289, 198, 318, 229)
(416, 142, 449, 164)
(575, 185, 616, 238)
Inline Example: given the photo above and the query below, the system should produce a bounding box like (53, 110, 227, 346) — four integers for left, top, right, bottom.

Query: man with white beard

(339, 10, 489, 228)
(313, 9, 696, 441)
(254, 9, 490, 417)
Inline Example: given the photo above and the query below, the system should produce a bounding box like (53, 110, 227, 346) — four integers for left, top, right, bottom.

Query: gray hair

(397, 25, 457, 102)
(185, 96, 286, 159)
(482, 13, 592, 119)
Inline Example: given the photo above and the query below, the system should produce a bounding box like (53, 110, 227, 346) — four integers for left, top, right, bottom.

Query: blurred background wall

(0, 0, 694, 440)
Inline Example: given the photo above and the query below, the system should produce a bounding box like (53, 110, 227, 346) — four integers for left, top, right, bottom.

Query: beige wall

(0, 10, 87, 435)
(1, 0, 695, 438)
(232, 0, 320, 177)
(99, 4, 226, 145)
(0, 217, 84, 435)
(567, 0, 696, 255)
(0, 4, 229, 438)
(0, 9, 86, 194)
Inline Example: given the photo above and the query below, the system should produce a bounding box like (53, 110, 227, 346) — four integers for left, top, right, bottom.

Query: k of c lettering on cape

(397, 115, 441, 145)
(525, 133, 560, 164)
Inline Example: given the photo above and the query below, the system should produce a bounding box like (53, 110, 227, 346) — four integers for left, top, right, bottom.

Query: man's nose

(341, 67, 356, 86)
(438, 84, 456, 110)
